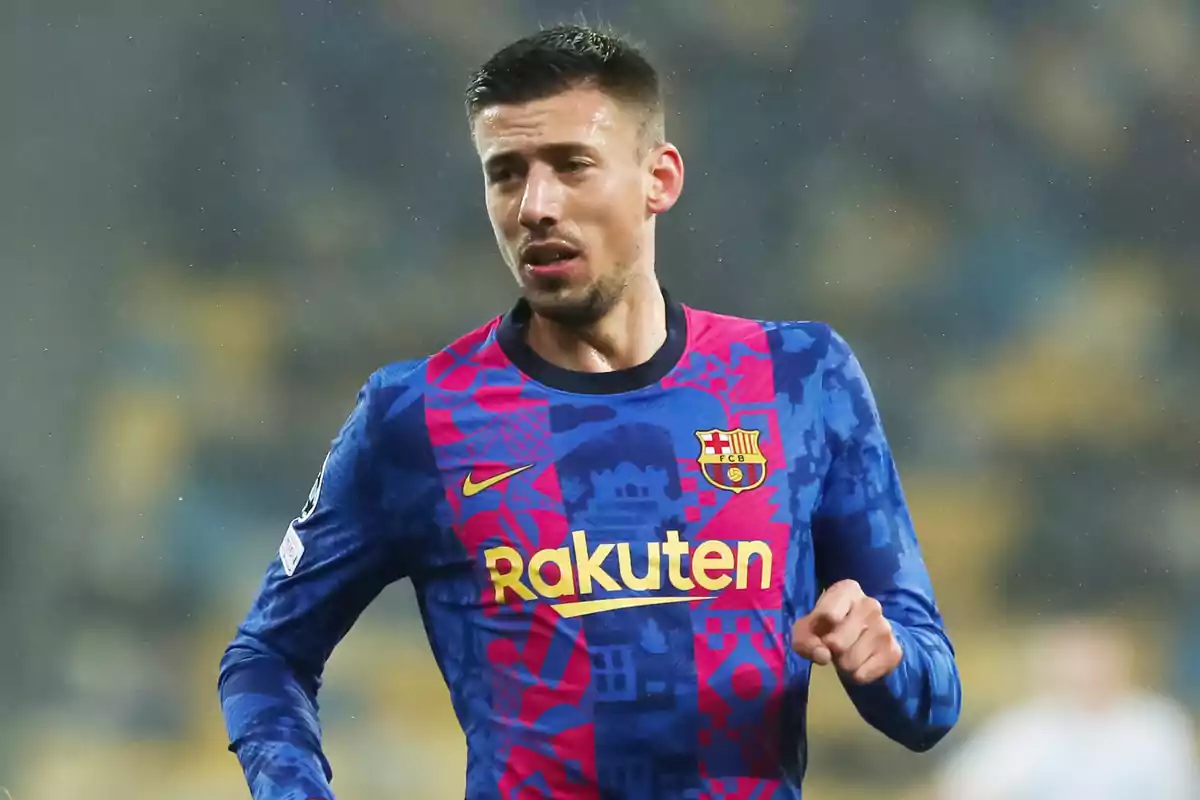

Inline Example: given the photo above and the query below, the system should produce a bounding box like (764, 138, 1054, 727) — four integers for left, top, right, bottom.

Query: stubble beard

(523, 266, 629, 329)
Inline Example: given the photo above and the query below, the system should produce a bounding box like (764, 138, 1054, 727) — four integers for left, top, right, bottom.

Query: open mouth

(520, 241, 583, 270)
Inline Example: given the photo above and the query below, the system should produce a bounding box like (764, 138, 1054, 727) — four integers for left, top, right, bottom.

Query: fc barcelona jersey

(219, 292, 962, 800)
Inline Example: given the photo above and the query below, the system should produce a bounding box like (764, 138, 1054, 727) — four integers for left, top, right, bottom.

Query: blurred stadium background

(4, 0, 1199, 797)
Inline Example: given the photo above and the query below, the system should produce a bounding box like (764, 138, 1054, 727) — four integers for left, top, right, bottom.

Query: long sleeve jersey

(219, 292, 962, 799)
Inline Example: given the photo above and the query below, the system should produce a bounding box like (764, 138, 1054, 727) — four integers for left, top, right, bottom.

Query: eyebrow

(483, 142, 596, 171)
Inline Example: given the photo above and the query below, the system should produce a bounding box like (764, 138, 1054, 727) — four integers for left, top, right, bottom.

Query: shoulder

(346, 357, 432, 435)
(689, 305, 859, 376)
(759, 318, 849, 360)
(366, 311, 505, 396)
(687, 306, 847, 356)
(762, 318, 866, 386)
(357, 312, 506, 425)
(683, 305, 827, 339)
(366, 356, 433, 401)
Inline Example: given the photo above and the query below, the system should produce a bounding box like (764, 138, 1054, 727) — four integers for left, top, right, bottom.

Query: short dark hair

(465, 24, 663, 139)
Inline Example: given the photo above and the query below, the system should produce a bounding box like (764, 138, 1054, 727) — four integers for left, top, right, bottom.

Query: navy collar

(496, 289, 687, 394)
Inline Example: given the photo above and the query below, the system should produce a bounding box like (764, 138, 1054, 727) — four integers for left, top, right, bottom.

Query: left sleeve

(218, 369, 433, 799)
(811, 328, 962, 752)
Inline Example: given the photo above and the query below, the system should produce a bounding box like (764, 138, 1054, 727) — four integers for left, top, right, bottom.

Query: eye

(485, 159, 526, 187)
(486, 167, 514, 185)
(560, 158, 592, 174)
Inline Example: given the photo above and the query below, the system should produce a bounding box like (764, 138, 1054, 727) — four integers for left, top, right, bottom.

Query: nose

(518, 164, 564, 232)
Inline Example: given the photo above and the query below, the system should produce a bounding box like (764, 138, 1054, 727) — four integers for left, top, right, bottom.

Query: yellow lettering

(693, 541, 734, 591)
(617, 542, 661, 591)
(663, 530, 694, 590)
(485, 546, 535, 602)
(529, 547, 575, 597)
(487, 532, 774, 615)
(736, 540, 773, 590)
(572, 530, 618, 594)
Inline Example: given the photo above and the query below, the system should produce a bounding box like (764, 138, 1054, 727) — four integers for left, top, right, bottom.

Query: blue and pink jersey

(218, 292, 961, 799)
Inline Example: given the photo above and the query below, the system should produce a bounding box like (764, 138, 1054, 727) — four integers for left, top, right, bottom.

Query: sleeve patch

(279, 524, 305, 577)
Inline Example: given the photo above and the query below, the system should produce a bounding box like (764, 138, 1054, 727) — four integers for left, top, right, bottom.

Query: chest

(419, 379, 827, 613)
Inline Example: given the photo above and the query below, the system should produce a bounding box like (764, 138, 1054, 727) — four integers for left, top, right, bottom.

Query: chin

(524, 281, 617, 328)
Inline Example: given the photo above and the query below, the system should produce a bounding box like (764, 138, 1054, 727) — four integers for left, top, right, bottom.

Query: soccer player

(219, 24, 962, 800)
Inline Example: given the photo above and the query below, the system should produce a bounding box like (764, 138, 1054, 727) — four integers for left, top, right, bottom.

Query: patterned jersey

(218, 292, 962, 800)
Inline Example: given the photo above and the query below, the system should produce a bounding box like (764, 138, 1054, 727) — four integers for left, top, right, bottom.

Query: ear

(645, 143, 684, 215)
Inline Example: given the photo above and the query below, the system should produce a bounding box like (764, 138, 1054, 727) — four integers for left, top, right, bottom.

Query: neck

(526, 272, 667, 373)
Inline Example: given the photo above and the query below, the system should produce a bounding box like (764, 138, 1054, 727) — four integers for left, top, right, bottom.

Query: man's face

(473, 86, 665, 326)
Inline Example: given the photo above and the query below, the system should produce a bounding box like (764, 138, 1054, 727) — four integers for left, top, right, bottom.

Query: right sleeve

(218, 371, 417, 800)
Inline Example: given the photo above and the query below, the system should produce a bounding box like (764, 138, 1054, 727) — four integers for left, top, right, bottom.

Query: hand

(791, 579, 903, 684)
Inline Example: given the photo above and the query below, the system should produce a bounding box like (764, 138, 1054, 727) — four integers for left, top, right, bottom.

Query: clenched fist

(792, 579, 903, 685)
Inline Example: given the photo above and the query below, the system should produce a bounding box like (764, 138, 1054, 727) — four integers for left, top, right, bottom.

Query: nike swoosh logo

(462, 464, 534, 497)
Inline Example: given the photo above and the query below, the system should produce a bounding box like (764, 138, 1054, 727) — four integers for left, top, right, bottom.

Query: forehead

(473, 87, 639, 159)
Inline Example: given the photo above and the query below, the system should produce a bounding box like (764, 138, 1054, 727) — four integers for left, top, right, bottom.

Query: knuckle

(828, 579, 857, 597)
(827, 636, 850, 655)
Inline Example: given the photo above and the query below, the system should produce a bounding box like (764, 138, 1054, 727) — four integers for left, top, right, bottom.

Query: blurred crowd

(3, 0, 1198, 797)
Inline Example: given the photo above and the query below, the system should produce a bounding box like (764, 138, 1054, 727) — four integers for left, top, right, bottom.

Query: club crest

(694, 428, 767, 494)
